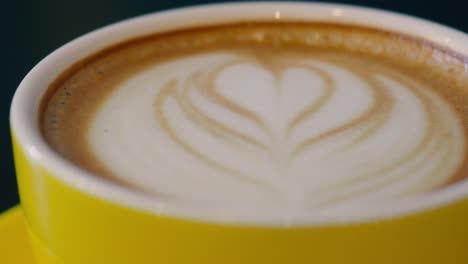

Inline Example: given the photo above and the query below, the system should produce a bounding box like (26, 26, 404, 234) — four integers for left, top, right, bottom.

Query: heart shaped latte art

(88, 51, 465, 219)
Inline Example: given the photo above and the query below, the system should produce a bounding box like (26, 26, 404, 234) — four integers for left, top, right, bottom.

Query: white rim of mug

(10, 2, 468, 227)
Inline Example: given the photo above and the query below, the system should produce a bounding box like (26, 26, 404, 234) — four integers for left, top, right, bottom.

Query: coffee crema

(41, 22, 468, 221)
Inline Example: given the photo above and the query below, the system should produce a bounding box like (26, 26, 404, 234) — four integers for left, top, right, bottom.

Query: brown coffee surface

(40, 22, 468, 204)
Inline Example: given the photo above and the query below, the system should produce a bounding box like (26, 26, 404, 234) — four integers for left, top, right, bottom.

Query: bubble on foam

(87, 51, 466, 221)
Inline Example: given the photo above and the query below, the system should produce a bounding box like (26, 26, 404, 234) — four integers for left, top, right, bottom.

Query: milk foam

(88, 51, 465, 219)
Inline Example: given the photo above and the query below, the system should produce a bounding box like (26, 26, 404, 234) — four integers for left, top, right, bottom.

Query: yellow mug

(10, 2, 468, 264)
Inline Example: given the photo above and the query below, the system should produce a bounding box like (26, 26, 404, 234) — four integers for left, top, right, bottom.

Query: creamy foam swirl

(88, 51, 465, 219)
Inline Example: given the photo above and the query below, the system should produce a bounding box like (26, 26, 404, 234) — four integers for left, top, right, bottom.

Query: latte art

(88, 52, 465, 216)
(41, 22, 468, 221)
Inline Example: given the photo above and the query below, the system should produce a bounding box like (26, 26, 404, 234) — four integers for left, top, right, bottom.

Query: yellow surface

(12, 133, 468, 264)
(0, 206, 36, 264)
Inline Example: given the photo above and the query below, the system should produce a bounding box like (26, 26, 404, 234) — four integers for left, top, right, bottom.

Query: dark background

(2, 0, 468, 213)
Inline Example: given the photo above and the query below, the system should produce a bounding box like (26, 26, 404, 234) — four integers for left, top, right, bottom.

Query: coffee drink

(41, 22, 468, 221)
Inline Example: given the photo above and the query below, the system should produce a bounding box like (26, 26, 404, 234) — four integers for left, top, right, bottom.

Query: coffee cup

(11, 2, 468, 263)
